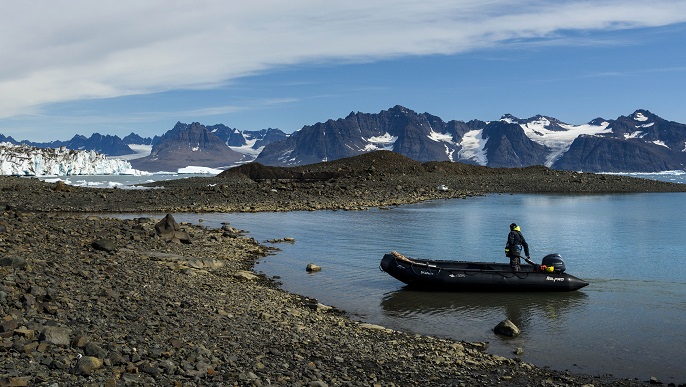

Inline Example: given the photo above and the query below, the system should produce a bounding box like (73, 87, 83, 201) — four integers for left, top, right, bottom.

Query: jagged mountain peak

(500, 113, 520, 123)
(388, 104, 415, 114)
(588, 117, 610, 126)
(499, 113, 565, 128)
(630, 109, 657, 123)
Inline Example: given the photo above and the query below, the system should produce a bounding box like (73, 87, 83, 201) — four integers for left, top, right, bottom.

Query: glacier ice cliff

(0, 143, 133, 176)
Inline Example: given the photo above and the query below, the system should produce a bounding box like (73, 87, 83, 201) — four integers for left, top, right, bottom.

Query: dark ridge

(220, 150, 557, 182)
(218, 162, 310, 181)
(218, 150, 423, 181)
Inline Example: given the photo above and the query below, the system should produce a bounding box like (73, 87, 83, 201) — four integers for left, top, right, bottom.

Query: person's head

(510, 223, 520, 231)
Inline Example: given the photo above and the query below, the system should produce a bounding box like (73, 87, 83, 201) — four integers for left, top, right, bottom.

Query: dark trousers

(509, 256, 521, 271)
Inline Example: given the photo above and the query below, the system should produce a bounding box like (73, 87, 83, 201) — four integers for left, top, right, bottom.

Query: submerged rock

(493, 319, 521, 337)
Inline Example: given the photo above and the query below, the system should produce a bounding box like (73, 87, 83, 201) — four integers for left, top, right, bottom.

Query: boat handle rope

(388, 255, 530, 279)
(499, 272, 530, 279)
(409, 262, 441, 276)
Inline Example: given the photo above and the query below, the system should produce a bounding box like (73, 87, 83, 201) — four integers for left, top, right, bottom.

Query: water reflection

(380, 289, 588, 332)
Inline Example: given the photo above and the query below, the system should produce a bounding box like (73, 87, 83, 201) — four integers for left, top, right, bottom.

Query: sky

(2, 0, 686, 142)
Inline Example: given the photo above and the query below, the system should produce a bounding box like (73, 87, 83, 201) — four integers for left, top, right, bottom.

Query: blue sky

(2, 1, 686, 142)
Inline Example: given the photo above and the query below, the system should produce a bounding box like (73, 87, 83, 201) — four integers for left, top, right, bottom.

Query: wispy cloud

(2, 0, 685, 118)
(581, 66, 686, 79)
(6, 97, 300, 129)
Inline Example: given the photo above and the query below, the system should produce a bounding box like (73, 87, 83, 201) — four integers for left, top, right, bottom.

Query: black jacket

(506, 230, 530, 257)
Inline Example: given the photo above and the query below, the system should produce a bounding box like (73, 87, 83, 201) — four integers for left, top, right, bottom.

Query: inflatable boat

(380, 251, 589, 292)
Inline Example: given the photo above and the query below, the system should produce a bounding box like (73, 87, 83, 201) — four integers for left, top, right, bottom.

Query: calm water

(154, 192, 686, 384)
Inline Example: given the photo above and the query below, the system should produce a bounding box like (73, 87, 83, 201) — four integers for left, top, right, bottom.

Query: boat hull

(380, 252, 589, 292)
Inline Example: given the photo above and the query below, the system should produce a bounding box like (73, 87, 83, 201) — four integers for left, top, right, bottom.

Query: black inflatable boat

(380, 251, 589, 292)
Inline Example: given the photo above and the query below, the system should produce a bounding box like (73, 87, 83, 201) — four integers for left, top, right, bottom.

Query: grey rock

(39, 326, 72, 346)
(0, 256, 26, 269)
(77, 356, 103, 375)
(84, 342, 108, 359)
(493, 319, 521, 337)
(155, 213, 191, 244)
(92, 238, 117, 252)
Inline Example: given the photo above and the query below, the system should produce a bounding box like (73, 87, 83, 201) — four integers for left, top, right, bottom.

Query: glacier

(0, 143, 135, 176)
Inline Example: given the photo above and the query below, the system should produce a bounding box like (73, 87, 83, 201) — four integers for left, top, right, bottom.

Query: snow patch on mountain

(521, 121, 612, 166)
(634, 112, 649, 122)
(444, 144, 456, 162)
(457, 130, 488, 165)
(364, 133, 397, 151)
(115, 144, 152, 161)
(0, 143, 134, 176)
(428, 130, 454, 143)
(624, 131, 647, 139)
(229, 138, 263, 159)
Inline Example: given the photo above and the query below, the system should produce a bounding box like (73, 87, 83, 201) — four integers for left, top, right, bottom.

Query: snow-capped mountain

(255, 106, 686, 172)
(129, 122, 244, 172)
(207, 124, 288, 160)
(127, 122, 288, 172)
(0, 143, 134, 176)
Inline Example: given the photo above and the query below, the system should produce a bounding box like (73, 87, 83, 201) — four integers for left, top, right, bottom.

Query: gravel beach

(2, 153, 684, 386)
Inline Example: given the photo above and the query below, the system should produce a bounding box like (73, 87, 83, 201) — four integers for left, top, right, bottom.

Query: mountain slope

(255, 105, 483, 165)
(208, 125, 288, 160)
(129, 122, 244, 172)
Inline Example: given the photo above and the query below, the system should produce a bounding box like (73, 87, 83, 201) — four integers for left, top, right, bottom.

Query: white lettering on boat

(546, 276, 565, 282)
(420, 271, 434, 276)
(449, 273, 466, 278)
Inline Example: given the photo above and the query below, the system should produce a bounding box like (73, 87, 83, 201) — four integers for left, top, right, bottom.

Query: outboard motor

(542, 253, 566, 273)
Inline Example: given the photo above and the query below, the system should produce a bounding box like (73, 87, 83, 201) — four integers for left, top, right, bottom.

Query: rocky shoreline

(2, 155, 685, 386)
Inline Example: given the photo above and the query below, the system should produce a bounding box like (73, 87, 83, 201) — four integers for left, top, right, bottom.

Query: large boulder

(155, 214, 191, 244)
(91, 238, 117, 252)
(493, 319, 521, 337)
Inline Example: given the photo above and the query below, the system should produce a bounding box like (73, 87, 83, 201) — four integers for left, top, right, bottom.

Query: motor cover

(542, 253, 566, 273)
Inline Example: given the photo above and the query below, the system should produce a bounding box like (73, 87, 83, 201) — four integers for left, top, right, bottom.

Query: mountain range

(254, 106, 686, 172)
(1, 105, 685, 173)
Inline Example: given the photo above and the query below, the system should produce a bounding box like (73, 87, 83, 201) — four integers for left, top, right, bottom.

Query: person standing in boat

(505, 223, 532, 271)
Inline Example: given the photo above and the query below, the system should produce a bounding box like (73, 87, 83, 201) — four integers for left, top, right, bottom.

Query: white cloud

(2, 0, 686, 118)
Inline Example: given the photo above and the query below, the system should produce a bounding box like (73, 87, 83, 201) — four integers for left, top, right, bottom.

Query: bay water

(158, 191, 686, 384)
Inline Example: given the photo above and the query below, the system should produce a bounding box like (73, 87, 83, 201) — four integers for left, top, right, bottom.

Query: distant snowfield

(229, 139, 263, 159)
(457, 130, 488, 165)
(364, 133, 397, 151)
(520, 121, 611, 166)
(112, 144, 152, 161)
